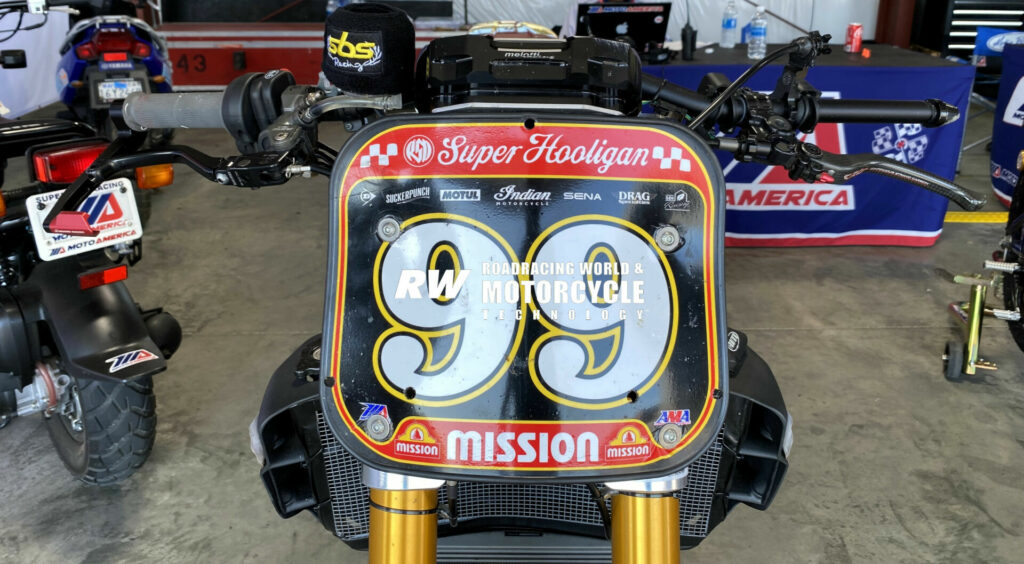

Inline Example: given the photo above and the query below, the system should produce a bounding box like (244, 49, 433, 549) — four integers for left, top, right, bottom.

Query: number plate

(96, 79, 143, 103)
(27, 178, 143, 261)
(321, 116, 727, 481)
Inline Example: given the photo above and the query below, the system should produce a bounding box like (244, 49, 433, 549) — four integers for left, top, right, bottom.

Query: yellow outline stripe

(945, 211, 1008, 224)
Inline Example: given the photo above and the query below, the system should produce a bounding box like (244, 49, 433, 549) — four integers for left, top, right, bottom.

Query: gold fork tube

(611, 492, 680, 564)
(368, 488, 438, 564)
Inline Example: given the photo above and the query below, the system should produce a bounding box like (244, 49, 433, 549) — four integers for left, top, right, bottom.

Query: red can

(845, 22, 863, 53)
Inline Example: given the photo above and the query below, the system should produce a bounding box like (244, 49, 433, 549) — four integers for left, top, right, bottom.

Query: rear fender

(14, 257, 166, 382)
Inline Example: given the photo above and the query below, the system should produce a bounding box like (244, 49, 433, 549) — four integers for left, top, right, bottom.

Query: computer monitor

(576, 2, 672, 53)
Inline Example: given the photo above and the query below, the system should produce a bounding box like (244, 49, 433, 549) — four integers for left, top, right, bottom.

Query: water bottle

(721, 0, 739, 48)
(747, 7, 767, 60)
(326, 0, 339, 17)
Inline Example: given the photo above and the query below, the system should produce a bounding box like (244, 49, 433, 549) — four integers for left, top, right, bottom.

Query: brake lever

(44, 144, 296, 236)
(811, 150, 986, 211)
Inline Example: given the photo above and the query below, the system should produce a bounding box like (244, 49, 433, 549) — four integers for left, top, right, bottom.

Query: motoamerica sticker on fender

(322, 117, 727, 479)
(28, 178, 143, 261)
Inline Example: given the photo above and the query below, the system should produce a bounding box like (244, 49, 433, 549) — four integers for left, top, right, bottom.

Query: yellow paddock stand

(611, 492, 681, 564)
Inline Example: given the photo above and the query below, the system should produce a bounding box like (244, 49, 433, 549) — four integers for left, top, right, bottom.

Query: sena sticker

(106, 349, 158, 373)
(325, 30, 383, 75)
(563, 191, 602, 201)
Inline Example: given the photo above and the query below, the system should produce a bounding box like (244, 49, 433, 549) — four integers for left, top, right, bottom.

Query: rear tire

(45, 375, 156, 485)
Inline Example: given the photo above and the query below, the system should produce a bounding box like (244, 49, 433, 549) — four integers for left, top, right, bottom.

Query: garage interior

(1, 1, 1024, 563)
(0, 104, 1018, 564)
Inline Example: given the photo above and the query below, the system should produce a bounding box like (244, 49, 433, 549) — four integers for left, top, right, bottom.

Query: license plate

(96, 79, 143, 103)
(27, 178, 143, 261)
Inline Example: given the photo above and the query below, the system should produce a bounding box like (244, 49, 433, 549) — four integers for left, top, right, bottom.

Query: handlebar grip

(122, 92, 226, 131)
(815, 99, 959, 127)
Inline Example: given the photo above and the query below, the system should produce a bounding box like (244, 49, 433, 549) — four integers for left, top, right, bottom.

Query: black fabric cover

(322, 3, 414, 99)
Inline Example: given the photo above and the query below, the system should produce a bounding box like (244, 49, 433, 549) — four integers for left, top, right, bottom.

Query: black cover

(415, 35, 643, 115)
(322, 3, 415, 99)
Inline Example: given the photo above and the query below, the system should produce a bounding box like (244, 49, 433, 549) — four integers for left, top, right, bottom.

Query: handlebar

(122, 92, 226, 131)
(640, 74, 959, 129)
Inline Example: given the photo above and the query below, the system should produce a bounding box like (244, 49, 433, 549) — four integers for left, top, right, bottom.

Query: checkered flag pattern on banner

(871, 124, 928, 164)
(360, 143, 398, 168)
(652, 147, 692, 171)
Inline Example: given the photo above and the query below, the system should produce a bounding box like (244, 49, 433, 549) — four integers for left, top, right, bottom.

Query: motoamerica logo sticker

(106, 349, 158, 373)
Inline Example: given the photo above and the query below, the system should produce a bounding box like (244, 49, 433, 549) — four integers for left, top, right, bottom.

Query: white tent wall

(0, 11, 69, 118)
(450, 1, 879, 44)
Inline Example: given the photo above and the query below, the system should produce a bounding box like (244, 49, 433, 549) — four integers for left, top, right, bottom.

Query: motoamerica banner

(991, 44, 1024, 206)
(646, 61, 974, 246)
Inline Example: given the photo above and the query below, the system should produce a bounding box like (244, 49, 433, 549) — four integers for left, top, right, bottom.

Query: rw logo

(79, 192, 124, 226)
(105, 349, 158, 373)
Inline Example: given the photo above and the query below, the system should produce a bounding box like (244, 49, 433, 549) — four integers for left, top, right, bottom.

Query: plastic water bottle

(721, 0, 739, 48)
(747, 7, 767, 60)
(326, 0, 339, 17)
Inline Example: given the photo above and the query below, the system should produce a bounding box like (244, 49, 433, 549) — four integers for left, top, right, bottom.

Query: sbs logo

(327, 31, 376, 60)
(404, 135, 435, 167)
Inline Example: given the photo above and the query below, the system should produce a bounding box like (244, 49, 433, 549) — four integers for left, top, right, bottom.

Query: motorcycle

(42, 4, 984, 561)
(56, 1, 174, 145)
(0, 44, 180, 484)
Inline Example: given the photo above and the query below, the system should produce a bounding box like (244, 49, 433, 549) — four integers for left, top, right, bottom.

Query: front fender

(14, 257, 166, 382)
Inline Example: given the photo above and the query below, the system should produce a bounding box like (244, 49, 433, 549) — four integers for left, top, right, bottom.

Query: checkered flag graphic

(360, 143, 398, 168)
(652, 147, 692, 171)
(871, 124, 929, 164)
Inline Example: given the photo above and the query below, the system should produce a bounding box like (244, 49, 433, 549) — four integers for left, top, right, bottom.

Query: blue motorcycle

(57, 11, 173, 145)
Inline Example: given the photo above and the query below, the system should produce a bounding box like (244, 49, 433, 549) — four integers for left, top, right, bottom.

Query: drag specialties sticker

(27, 178, 143, 261)
(323, 119, 727, 477)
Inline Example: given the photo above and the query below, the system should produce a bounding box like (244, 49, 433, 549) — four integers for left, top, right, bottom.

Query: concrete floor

(1, 107, 1022, 563)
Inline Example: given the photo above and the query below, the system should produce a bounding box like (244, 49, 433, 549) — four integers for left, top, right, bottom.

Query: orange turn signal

(0, 192, 6, 218)
(135, 164, 173, 189)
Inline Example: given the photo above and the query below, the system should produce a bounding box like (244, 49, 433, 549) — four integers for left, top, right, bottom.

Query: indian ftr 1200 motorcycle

(0, 46, 180, 484)
(42, 4, 983, 561)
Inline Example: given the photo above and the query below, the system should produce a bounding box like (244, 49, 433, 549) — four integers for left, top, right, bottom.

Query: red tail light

(75, 43, 97, 60)
(79, 265, 128, 290)
(32, 142, 108, 184)
(92, 29, 134, 53)
(101, 52, 129, 62)
(132, 42, 150, 58)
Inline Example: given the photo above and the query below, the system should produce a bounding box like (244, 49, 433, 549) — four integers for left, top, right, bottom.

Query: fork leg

(368, 488, 438, 564)
(611, 492, 680, 564)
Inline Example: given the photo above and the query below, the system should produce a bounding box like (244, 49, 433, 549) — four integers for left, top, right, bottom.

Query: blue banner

(991, 44, 1024, 206)
(644, 61, 975, 246)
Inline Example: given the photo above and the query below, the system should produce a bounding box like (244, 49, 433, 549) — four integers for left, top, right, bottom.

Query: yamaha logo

(404, 135, 435, 167)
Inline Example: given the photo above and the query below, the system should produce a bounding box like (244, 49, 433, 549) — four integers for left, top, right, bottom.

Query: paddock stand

(942, 260, 1021, 381)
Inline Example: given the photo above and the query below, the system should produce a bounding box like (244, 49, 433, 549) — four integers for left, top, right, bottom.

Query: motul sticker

(376, 419, 672, 470)
(27, 178, 143, 261)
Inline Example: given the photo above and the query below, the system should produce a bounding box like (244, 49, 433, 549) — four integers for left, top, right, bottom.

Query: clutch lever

(812, 151, 986, 211)
(728, 138, 987, 211)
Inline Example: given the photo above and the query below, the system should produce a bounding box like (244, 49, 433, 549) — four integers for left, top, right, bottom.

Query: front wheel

(45, 375, 156, 485)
